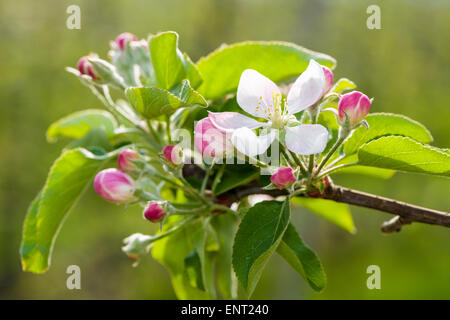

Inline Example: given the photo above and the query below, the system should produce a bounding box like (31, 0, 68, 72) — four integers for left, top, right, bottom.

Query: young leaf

(358, 136, 450, 177)
(152, 217, 213, 299)
(331, 78, 356, 94)
(277, 223, 326, 292)
(149, 31, 202, 89)
(196, 41, 336, 99)
(232, 199, 291, 297)
(20, 148, 116, 273)
(211, 214, 238, 299)
(344, 113, 433, 156)
(46, 109, 117, 143)
(126, 80, 207, 119)
(213, 164, 260, 195)
(331, 165, 395, 179)
(292, 197, 356, 233)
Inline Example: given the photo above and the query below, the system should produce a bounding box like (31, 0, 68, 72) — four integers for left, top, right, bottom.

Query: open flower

(208, 59, 330, 156)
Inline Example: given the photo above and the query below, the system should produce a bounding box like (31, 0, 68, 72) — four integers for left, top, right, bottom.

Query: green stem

(308, 154, 315, 173)
(316, 136, 346, 176)
(289, 150, 308, 176)
(147, 120, 163, 146)
(165, 115, 172, 144)
(280, 148, 296, 167)
(210, 204, 239, 216)
(201, 162, 215, 194)
(144, 216, 197, 244)
(316, 162, 358, 179)
(211, 164, 226, 196)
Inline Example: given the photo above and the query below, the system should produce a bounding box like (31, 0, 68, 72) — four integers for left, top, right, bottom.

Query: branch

(182, 164, 450, 231)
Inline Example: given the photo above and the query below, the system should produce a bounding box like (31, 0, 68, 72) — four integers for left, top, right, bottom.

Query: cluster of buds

(93, 149, 141, 204)
(94, 148, 171, 224)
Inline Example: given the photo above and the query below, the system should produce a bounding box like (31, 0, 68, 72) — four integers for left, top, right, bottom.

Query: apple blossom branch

(182, 165, 450, 232)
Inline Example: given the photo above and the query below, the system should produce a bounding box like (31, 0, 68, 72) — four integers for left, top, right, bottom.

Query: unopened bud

(162, 145, 183, 166)
(338, 91, 371, 127)
(122, 233, 152, 261)
(115, 32, 137, 51)
(194, 117, 234, 159)
(118, 149, 141, 173)
(270, 167, 296, 190)
(143, 202, 167, 223)
(77, 55, 99, 80)
(94, 168, 135, 203)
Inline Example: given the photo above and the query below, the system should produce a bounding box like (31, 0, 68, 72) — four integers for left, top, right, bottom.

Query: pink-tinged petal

(286, 60, 326, 114)
(208, 111, 264, 133)
(77, 55, 99, 80)
(237, 69, 281, 118)
(94, 168, 135, 203)
(322, 66, 334, 94)
(194, 118, 234, 159)
(338, 91, 371, 126)
(285, 124, 329, 155)
(231, 127, 276, 157)
(270, 167, 296, 190)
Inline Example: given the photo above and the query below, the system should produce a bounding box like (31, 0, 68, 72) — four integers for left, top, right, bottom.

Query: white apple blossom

(208, 59, 330, 156)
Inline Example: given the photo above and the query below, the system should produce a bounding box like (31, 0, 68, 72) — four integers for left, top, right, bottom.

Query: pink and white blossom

(115, 32, 138, 51)
(208, 60, 331, 156)
(94, 168, 135, 203)
(77, 56, 98, 80)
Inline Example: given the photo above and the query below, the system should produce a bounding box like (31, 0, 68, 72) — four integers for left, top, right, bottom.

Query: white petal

(237, 69, 281, 118)
(208, 111, 264, 133)
(285, 124, 329, 155)
(231, 127, 276, 157)
(286, 60, 326, 115)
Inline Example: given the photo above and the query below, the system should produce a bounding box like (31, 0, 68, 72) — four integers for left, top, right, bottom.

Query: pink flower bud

(322, 66, 334, 94)
(118, 149, 141, 173)
(94, 168, 135, 203)
(194, 117, 233, 158)
(270, 167, 296, 190)
(115, 32, 137, 51)
(338, 91, 371, 126)
(162, 145, 183, 166)
(143, 202, 167, 223)
(77, 55, 98, 79)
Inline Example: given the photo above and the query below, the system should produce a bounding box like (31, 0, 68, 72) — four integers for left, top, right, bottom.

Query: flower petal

(237, 69, 281, 118)
(208, 111, 264, 133)
(286, 60, 326, 115)
(285, 124, 329, 155)
(231, 127, 276, 157)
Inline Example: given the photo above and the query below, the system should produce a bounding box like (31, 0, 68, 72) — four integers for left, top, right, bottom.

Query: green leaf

(277, 224, 326, 292)
(197, 41, 336, 100)
(211, 214, 238, 299)
(152, 217, 213, 299)
(292, 197, 355, 233)
(358, 136, 450, 177)
(343, 113, 433, 156)
(332, 165, 395, 179)
(184, 249, 204, 290)
(149, 31, 202, 89)
(126, 80, 207, 119)
(232, 199, 290, 297)
(20, 148, 115, 273)
(46, 109, 117, 143)
(331, 78, 356, 94)
(214, 164, 259, 195)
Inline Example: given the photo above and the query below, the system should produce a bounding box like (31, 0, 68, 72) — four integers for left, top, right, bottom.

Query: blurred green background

(1, 0, 449, 299)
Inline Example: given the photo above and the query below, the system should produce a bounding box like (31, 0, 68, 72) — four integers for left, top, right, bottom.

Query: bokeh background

(1, 0, 449, 299)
